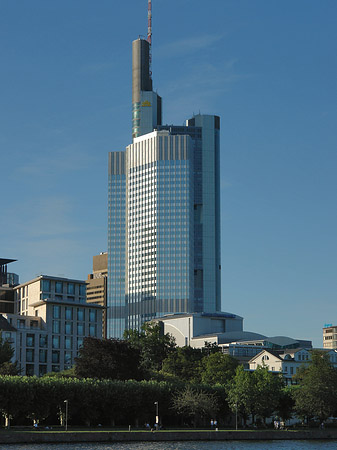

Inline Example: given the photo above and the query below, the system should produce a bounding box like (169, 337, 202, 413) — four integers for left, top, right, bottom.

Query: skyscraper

(107, 18, 221, 338)
(132, 38, 162, 139)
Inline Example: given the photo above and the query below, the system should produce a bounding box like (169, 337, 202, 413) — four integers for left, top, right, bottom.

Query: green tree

(275, 385, 296, 423)
(227, 365, 283, 425)
(252, 365, 283, 422)
(172, 386, 219, 427)
(227, 365, 255, 425)
(199, 352, 239, 385)
(74, 337, 143, 380)
(293, 350, 337, 422)
(161, 346, 204, 382)
(0, 336, 20, 375)
(0, 376, 31, 427)
(124, 322, 176, 374)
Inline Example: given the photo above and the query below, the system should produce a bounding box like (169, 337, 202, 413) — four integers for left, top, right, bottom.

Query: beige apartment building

(2, 275, 102, 376)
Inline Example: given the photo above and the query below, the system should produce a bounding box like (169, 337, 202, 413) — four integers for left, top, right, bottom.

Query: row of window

(53, 306, 97, 322)
(25, 333, 84, 349)
(52, 320, 97, 337)
(42, 280, 86, 296)
(25, 350, 73, 366)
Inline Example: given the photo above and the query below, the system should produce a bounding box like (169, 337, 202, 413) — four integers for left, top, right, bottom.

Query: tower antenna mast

(147, 0, 152, 78)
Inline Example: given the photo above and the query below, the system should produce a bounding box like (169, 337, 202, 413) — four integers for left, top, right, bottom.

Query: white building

(249, 348, 337, 384)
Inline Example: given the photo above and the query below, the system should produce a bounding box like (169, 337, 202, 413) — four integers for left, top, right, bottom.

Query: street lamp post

(64, 400, 69, 431)
(154, 401, 159, 429)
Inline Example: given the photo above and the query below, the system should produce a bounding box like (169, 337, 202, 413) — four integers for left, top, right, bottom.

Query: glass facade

(107, 152, 126, 338)
(108, 116, 221, 338)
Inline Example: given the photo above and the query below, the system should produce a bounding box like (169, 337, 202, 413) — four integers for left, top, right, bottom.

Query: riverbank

(1, 429, 337, 444)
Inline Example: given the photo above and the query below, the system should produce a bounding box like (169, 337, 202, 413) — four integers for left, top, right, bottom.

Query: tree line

(1, 323, 337, 427)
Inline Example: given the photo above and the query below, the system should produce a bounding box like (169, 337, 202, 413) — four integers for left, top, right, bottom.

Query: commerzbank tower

(107, 1, 221, 338)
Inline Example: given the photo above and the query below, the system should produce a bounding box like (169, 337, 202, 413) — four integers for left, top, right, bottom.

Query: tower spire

(147, 0, 152, 45)
(147, 0, 152, 79)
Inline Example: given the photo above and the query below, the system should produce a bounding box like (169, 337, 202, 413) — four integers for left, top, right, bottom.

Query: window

(65, 337, 72, 350)
(30, 320, 38, 329)
(18, 319, 25, 329)
(290, 367, 294, 375)
(77, 323, 84, 336)
(55, 281, 63, 294)
(52, 336, 60, 349)
(65, 322, 73, 335)
(65, 307, 73, 321)
(26, 349, 34, 362)
(42, 279, 51, 292)
(53, 305, 60, 319)
(89, 309, 97, 322)
(39, 335, 48, 348)
(39, 365, 47, 377)
(26, 334, 35, 347)
(79, 285, 86, 297)
(52, 320, 60, 334)
(39, 350, 47, 363)
(77, 308, 84, 321)
(64, 351, 72, 367)
(89, 324, 97, 337)
(67, 283, 75, 295)
(77, 338, 83, 349)
(52, 351, 60, 364)
(52, 365, 60, 373)
(26, 364, 35, 376)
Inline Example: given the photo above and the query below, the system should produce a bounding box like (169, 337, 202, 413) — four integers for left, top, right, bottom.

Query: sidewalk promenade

(1, 429, 337, 445)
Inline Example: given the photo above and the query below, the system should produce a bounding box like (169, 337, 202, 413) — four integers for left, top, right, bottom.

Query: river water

(2, 441, 337, 450)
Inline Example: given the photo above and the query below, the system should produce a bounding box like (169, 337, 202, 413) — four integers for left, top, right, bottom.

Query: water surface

(2, 441, 337, 450)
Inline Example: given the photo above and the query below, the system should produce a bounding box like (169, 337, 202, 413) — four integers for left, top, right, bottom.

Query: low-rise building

(154, 313, 312, 367)
(248, 348, 337, 384)
(2, 274, 102, 376)
(154, 312, 244, 347)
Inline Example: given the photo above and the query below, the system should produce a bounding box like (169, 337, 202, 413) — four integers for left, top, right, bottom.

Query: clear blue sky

(1, 0, 336, 347)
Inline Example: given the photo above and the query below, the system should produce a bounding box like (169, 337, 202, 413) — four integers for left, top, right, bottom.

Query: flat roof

(15, 274, 86, 288)
(0, 258, 17, 266)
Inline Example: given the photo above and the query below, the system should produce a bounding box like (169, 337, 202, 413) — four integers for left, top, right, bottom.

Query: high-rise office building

(107, 16, 221, 338)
